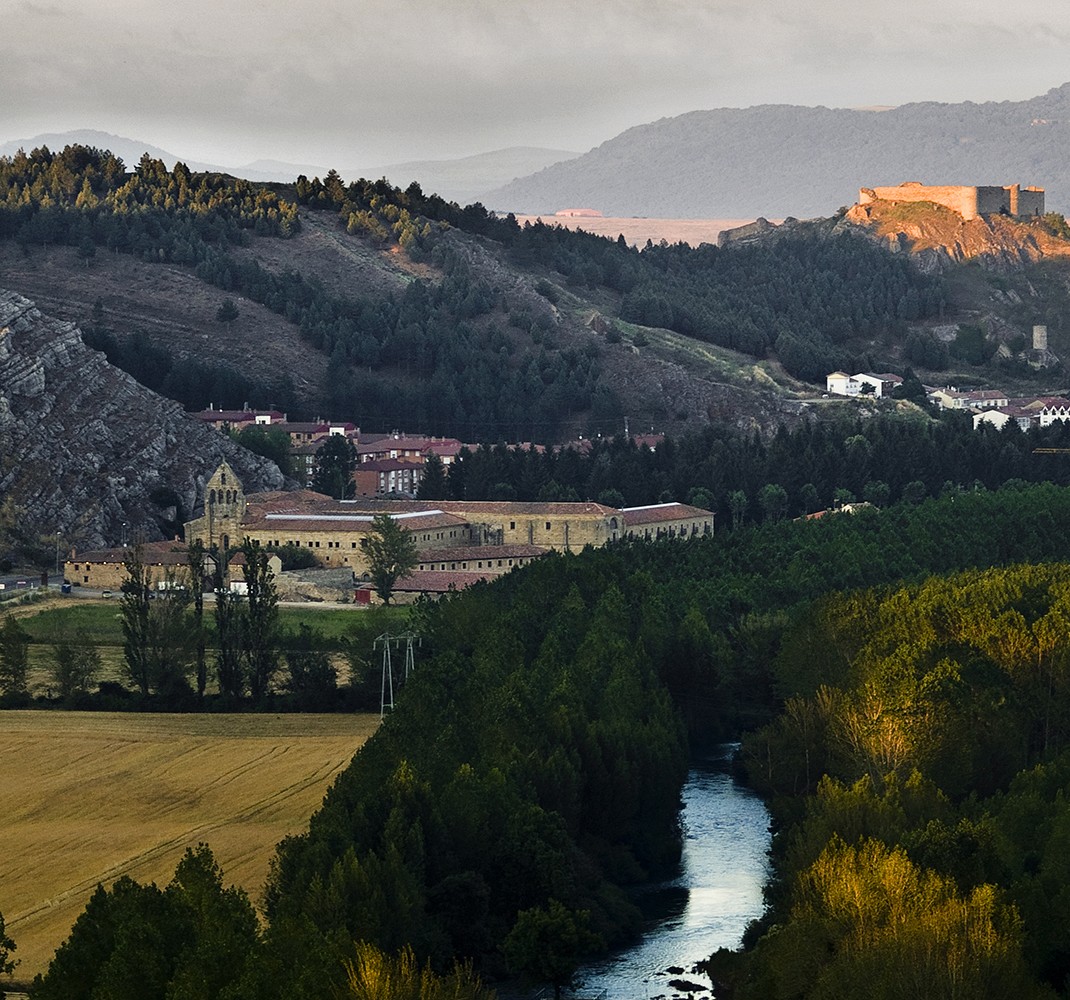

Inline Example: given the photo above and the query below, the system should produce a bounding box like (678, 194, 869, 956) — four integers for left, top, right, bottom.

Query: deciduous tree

(50, 640, 100, 699)
(241, 539, 279, 701)
(360, 514, 417, 605)
(120, 544, 152, 695)
(0, 907, 16, 979)
(503, 899, 600, 1000)
(312, 435, 357, 500)
(0, 616, 30, 698)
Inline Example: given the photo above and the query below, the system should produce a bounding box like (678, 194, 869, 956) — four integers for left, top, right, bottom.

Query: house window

(545, 522, 551, 531)
(510, 521, 515, 530)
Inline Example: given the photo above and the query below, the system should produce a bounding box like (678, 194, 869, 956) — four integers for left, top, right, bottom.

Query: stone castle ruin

(858, 182, 1044, 221)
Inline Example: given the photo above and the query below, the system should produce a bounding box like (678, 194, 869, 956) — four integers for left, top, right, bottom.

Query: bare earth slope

(0, 242, 328, 409)
(0, 712, 378, 984)
(0, 290, 286, 549)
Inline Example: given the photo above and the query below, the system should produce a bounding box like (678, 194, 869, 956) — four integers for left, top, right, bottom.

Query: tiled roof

(622, 502, 714, 526)
(357, 458, 423, 472)
(417, 544, 548, 563)
(280, 422, 328, 434)
(435, 500, 618, 517)
(248, 510, 469, 533)
(70, 541, 193, 565)
(246, 489, 333, 514)
(196, 410, 256, 423)
(394, 570, 493, 593)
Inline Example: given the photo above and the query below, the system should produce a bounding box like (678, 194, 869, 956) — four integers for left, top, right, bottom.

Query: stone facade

(433, 500, 619, 551)
(65, 541, 214, 590)
(184, 465, 716, 584)
(183, 461, 248, 552)
(621, 503, 714, 540)
(858, 182, 1044, 221)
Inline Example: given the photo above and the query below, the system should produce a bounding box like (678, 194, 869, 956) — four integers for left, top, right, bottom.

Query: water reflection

(576, 746, 770, 999)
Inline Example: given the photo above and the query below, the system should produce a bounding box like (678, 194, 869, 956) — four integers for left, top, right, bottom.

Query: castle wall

(861, 183, 981, 219)
(1019, 187, 1045, 217)
(975, 186, 1010, 217)
(859, 182, 1044, 220)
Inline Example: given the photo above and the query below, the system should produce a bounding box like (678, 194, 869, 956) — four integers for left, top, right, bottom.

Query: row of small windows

(419, 558, 524, 571)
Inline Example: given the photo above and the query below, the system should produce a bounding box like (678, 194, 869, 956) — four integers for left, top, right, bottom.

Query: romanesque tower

(195, 461, 247, 552)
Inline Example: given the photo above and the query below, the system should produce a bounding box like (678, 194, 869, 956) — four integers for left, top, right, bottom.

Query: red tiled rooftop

(622, 502, 714, 526)
(417, 543, 548, 563)
(249, 510, 469, 533)
(394, 570, 493, 593)
(70, 541, 193, 565)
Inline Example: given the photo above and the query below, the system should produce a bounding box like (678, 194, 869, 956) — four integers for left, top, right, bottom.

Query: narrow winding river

(576, 745, 771, 999)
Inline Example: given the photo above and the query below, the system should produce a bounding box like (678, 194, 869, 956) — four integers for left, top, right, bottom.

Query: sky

(4, 0, 1070, 170)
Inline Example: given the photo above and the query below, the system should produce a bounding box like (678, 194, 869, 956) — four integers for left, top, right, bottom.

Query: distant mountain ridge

(361, 146, 579, 207)
(486, 83, 1070, 219)
(0, 130, 578, 202)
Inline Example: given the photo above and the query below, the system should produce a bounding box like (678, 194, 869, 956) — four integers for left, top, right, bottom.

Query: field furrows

(0, 711, 378, 980)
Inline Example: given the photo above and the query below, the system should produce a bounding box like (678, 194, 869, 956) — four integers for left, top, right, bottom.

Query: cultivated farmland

(0, 711, 378, 984)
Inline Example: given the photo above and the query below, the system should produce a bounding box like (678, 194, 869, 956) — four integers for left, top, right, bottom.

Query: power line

(373, 630, 420, 717)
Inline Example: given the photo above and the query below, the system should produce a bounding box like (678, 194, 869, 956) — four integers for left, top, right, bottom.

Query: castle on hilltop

(858, 182, 1044, 221)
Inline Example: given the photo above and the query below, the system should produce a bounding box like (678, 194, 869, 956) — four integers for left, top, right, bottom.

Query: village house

(1033, 397, 1070, 427)
(64, 540, 216, 590)
(226, 549, 283, 594)
(825, 372, 902, 398)
(195, 406, 287, 433)
(353, 458, 424, 498)
(973, 406, 1035, 431)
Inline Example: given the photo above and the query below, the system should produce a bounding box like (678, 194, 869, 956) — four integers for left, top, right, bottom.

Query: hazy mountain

(0, 130, 578, 199)
(485, 83, 1070, 218)
(357, 146, 579, 206)
(0, 129, 331, 182)
(1, 129, 219, 173)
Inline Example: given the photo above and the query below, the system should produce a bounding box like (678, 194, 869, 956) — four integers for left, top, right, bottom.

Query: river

(575, 745, 771, 999)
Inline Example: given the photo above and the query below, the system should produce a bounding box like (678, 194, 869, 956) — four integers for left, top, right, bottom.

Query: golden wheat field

(0, 711, 379, 983)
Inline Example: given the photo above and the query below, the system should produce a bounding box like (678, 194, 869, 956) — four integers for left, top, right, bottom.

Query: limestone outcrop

(0, 289, 286, 553)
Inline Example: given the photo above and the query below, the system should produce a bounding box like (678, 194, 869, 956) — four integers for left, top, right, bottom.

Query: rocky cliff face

(0, 289, 286, 555)
(842, 202, 1070, 272)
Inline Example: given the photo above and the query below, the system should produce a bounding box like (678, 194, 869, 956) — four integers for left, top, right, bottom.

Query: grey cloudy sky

(4, 0, 1070, 169)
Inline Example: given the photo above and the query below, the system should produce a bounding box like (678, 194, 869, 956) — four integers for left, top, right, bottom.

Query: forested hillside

(27, 483, 1070, 997)
(427, 411, 1070, 529)
(0, 142, 973, 443)
(487, 82, 1070, 217)
(719, 562, 1070, 998)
